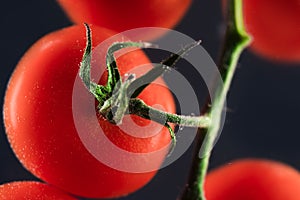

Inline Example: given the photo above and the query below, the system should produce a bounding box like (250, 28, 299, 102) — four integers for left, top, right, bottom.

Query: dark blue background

(1, 1, 300, 199)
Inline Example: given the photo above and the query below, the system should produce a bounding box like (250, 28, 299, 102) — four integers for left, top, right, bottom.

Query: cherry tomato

(223, 0, 300, 62)
(205, 159, 300, 200)
(56, 0, 192, 40)
(0, 181, 77, 200)
(3, 24, 175, 198)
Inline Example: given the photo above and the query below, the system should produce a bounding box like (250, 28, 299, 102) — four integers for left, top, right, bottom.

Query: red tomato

(205, 159, 300, 200)
(3, 25, 175, 198)
(0, 181, 76, 200)
(57, 0, 192, 40)
(223, 0, 300, 62)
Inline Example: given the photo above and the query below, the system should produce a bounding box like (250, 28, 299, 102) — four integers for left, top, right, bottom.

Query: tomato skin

(3, 25, 175, 198)
(0, 181, 77, 200)
(205, 159, 300, 200)
(57, 0, 191, 39)
(223, 0, 300, 62)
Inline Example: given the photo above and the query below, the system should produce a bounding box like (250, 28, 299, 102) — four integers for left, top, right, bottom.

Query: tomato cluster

(2, 0, 300, 199)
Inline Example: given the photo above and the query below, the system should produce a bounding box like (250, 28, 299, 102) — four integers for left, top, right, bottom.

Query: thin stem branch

(129, 98, 211, 128)
(178, 0, 251, 199)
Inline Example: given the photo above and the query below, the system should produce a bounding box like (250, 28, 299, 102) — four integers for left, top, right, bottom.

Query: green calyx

(79, 23, 211, 147)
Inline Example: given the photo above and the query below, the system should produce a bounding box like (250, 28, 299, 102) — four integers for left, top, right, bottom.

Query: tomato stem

(129, 98, 211, 128)
(178, 0, 251, 199)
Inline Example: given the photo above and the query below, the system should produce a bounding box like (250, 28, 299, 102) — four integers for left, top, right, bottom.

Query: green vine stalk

(178, 0, 251, 199)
